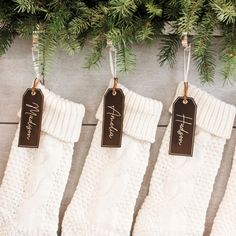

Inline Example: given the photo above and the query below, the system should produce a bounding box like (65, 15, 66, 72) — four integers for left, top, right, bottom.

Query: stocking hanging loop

(107, 40, 117, 79)
(107, 40, 119, 96)
(32, 24, 45, 84)
(182, 33, 191, 104)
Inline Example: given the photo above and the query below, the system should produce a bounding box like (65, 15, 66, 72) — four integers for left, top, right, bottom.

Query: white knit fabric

(133, 82, 236, 236)
(211, 147, 236, 236)
(0, 84, 85, 236)
(62, 81, 163, 236)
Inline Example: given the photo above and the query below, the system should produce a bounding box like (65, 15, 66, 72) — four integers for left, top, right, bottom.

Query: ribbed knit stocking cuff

(96, 80, 163, 143)
(170, 82, 235, 139)
(18, 83, 85, 143)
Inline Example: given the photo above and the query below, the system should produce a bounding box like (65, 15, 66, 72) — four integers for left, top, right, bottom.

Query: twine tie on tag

(31, 79, 40, 96)
(112, 78, 118, 96)
(107, 40, 119, 96)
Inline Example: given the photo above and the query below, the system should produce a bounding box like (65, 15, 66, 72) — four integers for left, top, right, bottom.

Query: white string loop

(184, 43, 191, 83)
(107, 40, 117, 78)
(32, 25, 44, 83)
(182, 33, 191, 83)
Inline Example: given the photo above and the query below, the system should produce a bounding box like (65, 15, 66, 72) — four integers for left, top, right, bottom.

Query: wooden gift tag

(18, 88, 44, 148)
(169, 97, 197, 156)
(102, 88, 125, 147)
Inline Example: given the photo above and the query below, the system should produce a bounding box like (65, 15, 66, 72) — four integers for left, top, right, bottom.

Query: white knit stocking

(0, 84, 85, 236)
(133, 82, 236, 236)
(211, 147, 236, 236)
(62, 82, 163, 236)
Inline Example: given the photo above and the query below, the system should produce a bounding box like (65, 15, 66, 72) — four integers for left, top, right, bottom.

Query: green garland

(1, 0, 236, 83)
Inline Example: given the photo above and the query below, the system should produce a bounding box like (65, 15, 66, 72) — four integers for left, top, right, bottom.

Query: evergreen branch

(14, 0, 42, 14)
(193, 47, 216, 83)
(135, 21, 154, 41)
(59, 31, 81, 56)
(192, 10, 217, 83)
(84, 35, 107, 69)
(211, 0, 236, 24)
(164, 0, 181, 20)
(36, 26, 58, 78)
(116, 43, 136, 72)
(69, 17, 90, 35)
(109, 0, 137, 19)
(146, 2, 162, 18)
(0, 0, 236, 84)
(0, 29, 15, 55)
(220, 26, 236, 82)
(158, 34, 180, 67)
(106, 26, 136, 45)
(178, 0, 205, 35)
(16, 17, 37, 37)
(221, 49, 236, 83)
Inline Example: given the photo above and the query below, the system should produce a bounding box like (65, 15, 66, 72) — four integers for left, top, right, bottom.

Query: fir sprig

(211, 0, 236, 24)
(1, 0, 236, 83)
(220, 25, 236, 82)
(158, 34, 180, 68)
(192, 9, 217, 83)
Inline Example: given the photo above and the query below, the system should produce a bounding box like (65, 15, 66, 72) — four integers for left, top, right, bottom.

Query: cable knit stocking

(62, 81, 163, 236)
(133, 82, 236, 236)
(211, 147, 236, 236)
(0, 84, 85, 236)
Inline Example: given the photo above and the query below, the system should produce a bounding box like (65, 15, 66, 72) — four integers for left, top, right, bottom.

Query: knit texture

(0, 84, 85, 236)
(211, 147, 236, 236)
(62, 82, 163, 236)
(133, 82, 236, 236)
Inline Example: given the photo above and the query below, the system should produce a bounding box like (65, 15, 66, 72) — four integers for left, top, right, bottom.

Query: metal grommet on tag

(31, 78, 40, 96)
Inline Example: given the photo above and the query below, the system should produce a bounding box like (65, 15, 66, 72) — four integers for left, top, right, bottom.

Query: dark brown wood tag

(18, 88, 44, 148)
(102, 88, 125, 147)
(169, 97, 197, 156)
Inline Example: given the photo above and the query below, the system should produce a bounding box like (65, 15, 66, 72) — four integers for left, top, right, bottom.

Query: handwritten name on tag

(102, 88, 125, 147)
(18, 88, 44, 148)
(169, 97, 197, 156)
